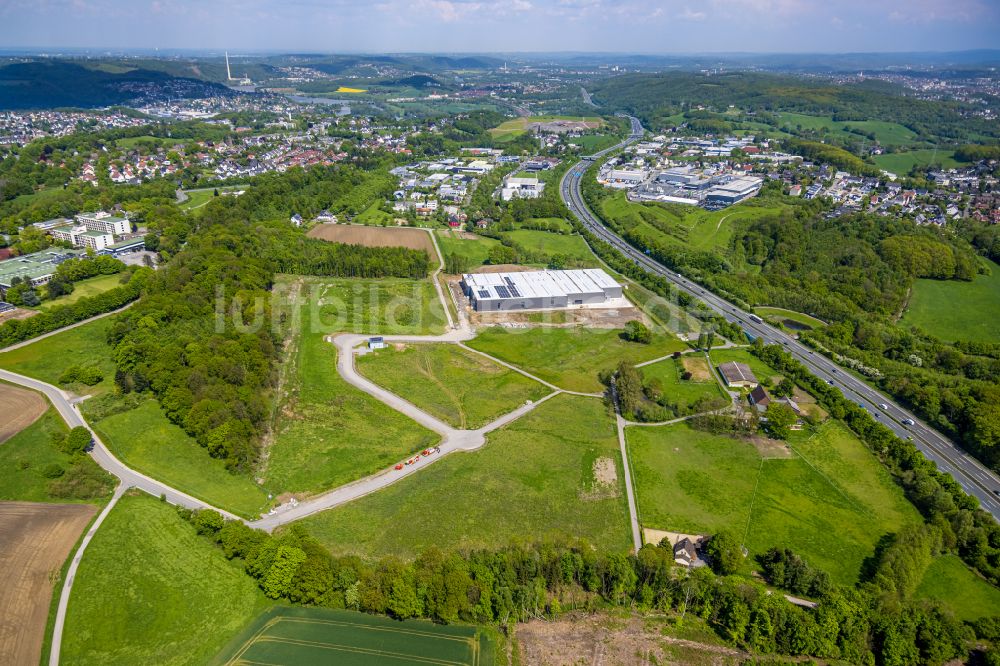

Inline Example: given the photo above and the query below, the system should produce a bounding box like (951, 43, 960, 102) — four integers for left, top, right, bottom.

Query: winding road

(561, 115, 1000, 521)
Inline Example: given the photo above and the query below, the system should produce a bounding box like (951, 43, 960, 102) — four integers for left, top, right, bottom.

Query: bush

(59, 364, 104, 386)
(41, 463, 65, 479)
(47, 460, 113, 499)
(62, 426, 92, 455)
(705, 530, 744, 575)
(622, 320, 652, 344)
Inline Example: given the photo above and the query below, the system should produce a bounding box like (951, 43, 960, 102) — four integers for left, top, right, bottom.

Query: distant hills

(0, 60, 232, 110)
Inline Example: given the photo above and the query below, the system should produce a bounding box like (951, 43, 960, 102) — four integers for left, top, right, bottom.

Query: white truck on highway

(748, 314, 763, 324)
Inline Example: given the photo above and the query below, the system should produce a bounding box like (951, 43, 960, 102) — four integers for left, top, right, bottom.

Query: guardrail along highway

(561, 115, 1000, 520)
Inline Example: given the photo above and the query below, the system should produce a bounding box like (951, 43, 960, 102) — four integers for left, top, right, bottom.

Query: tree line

(178, 505, 988, 665)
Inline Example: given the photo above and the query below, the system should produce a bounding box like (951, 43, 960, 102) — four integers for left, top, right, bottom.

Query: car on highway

(902, 418, 916, 426)
(879, 403, 889, 410)
(828, 379, 835, 385)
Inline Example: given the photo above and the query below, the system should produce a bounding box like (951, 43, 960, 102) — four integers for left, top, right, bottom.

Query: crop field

(874, 149, 963, 175)
(0, 382, 46, 442)
(901, 259, 1000, 344)
(62, 493, 268, 666)
(915, 555, 1000, 621)
(467, 326, 686, 393)
(301, 394, 632, 558)
(501, 229, 599, 266)
(638, 356, 726, 410)
(0, 502, 97, 666)
(213, 606, 494, 666)
(92, 399, 269, 518)
(628, 420, 921, 585)
(754, 306, 826, 331)
(436, 230, 501, 270)
(264, 277, 439, 495)
(600, 191, 785, 254)
(357, 343, 551, 429)
(0, 316, 118, 397)
(307, 223, 436, 257)
(37, 273, 124, 310)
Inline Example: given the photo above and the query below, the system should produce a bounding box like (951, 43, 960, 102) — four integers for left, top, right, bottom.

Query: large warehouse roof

(463, 269, 618, 301)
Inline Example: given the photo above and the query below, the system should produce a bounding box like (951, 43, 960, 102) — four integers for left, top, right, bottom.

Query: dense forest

(108, 166, 430, 471)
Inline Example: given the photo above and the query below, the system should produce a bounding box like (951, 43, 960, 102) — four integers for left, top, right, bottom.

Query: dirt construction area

(0, 384, 47, 443)
(0, 502, 97, 666)
(307, 224, 436, 256)
(517, 612, 747, 665)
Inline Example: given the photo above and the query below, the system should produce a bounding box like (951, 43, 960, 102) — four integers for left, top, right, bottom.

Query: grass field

(37, 273, 124, 310)
(295, 275, 446, 336)
(467, 326, 686, 393)
(600, 191, 785, 255)
(501, 229, 598, 266)
(354, 200, 395, 225)
(301, 394, 632, 558)
(915, 555, 1000, 621)
(357, 343, 550, 429)
(777, 112, 918, 148)
(901, 259, 1000, 344)
(178, 186, 245, 213)
(709, 347, 782, 385)
(518, 217, 574, 233)
(62, 493, 269, 666)
(435, 230, 501, 270)
(488, 115, 603, 141)
(628, 420, 921, 585)
(571, 134, 621, 153)
(0, 407, 111, 503)
(264, 276, 439, 495)
(754, 306, 826, 331)
(0, 316, 118, 398)
(212, 606, 494, 666)
(92, 399, 269, 518)
(638, 356, 727, 410)
(874, 149, 963, 175)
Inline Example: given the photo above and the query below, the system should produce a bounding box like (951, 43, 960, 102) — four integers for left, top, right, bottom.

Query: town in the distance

(1, 20, 1000, 666)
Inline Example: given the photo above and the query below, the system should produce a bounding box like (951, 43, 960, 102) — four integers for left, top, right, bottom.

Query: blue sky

(1, 0, 998, 53)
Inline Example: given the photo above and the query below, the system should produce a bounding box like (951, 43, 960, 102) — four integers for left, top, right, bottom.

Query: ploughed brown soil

(0, 502, 97, 666)
(307, 224, 435, 256)
(0, 384, 47, 444)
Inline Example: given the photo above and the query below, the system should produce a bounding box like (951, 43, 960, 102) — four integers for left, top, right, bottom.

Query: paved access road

(561, 115, 1000, 521)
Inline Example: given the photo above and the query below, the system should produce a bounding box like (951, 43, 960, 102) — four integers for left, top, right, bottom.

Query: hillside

(0, 60, 233, 110)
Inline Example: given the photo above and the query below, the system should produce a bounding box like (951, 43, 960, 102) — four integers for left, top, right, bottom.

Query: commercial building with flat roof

(0, 249, 87, 294)
(461, 269, 622, 312)
(705, 177, 763, 206)
(76, 211, 131, 235)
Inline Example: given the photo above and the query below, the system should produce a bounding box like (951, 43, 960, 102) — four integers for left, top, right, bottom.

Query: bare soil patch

(0, 307, 38, 325)
(473, 306, 644, 330)
(307, 224, 435, 256)
(0, 384, 47, 444)
(517, 612, 747, 666)
(681, 356, 713, 382)
(0, 502, 97, 666)
(593, 457, 617, 487)
(642, 529, 707, 548)
(526, 119, 603, 134)
(471, 263, 534, 274)
(748, 435, 794, 459)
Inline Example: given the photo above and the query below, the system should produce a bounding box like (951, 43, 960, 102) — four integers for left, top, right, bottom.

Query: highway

(561, 115, 1000, 520)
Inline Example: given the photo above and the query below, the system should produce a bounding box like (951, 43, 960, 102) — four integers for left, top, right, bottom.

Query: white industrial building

(705, 177, 764, 205)
(500, 176, 544, 201)
(461, 269, 623, 312)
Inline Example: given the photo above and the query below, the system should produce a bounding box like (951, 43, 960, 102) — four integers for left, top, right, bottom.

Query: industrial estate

(0, 19, 1000, 666)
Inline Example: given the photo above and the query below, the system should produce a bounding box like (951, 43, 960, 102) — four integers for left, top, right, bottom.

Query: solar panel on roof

(495, 285, 511, 299)
(478, 289, 490, 299)
(503, 276, 522, 297)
